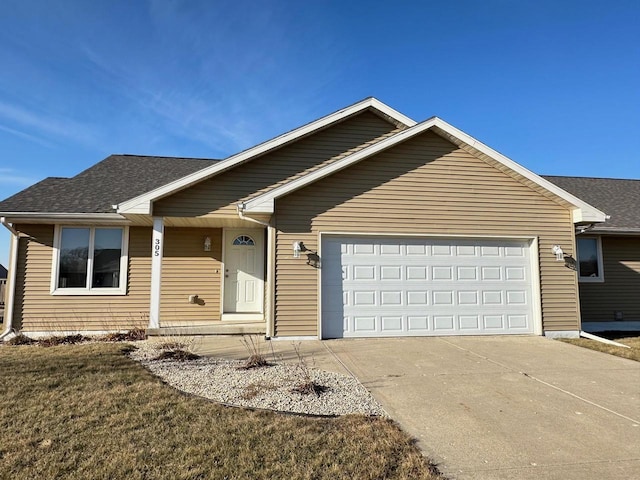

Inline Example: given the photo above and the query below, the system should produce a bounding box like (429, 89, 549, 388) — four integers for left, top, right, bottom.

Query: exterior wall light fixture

(204, 236, 211, 252)
(552, 245, 564, 261)
(293, 241, 307, 258)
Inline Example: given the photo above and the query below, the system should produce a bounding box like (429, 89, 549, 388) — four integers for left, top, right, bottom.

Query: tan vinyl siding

(154, 111, 403, 218)
(160, 228, 223, 325)
(579, 236, 640, 323)
(274, 130, 579, 336)
(13, 225, 152, 331)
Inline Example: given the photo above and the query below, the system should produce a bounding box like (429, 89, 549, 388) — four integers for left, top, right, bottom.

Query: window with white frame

(576, 236, 604, 282)
(52, 226, 128, 294)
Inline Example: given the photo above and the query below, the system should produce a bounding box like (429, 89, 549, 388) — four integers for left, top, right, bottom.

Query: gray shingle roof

(0, 263, 7, 279)
(0, 154, 217, 214)
(543, 176, 640, 232)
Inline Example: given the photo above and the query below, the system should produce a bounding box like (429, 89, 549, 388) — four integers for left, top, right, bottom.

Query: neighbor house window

(52, 226, 128, 295)
(576, 236, 604, 282)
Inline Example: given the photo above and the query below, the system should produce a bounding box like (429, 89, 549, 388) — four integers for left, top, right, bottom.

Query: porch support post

(266, 225, 276, 338)
(149, 216, 164, 329)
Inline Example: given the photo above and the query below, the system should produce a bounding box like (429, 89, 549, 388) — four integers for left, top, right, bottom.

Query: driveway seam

(439, 338, 640, 425)
(322, 342, 358, 379)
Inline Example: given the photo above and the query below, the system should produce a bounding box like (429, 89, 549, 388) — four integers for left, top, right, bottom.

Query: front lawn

(0, 343, 441, 480)
(560, 333, 640, 362)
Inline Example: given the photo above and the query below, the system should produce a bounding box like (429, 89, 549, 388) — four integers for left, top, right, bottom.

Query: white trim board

(0, 213, 129, 225)
(116, 98, 416, 215)
(242, 117, 607, 225)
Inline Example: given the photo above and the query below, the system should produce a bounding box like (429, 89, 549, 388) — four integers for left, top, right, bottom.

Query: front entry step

(147, 323, 266, 336)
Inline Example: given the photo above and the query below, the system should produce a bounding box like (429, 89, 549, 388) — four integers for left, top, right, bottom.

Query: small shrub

(238, 335, 270, 369)
(154, 349, 200, 361)
(6, 334, 36, 346)
(242, 381, 276, 400)
(291, 382, 329, 396)
(290, 342, 328, 397)
(101, 328, 147, 342)
(238, 354, 270, 370)
(156, 341, 187, 351)
(38, 334, 88, 347)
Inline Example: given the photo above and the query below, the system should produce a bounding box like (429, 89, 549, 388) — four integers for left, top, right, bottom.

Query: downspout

(580, 331, 630, 349)
(237, 204, 275, 339)
(0, 217, 19, 340)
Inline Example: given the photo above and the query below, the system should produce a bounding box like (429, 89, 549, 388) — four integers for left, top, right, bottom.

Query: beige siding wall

(274, 131, 579, 336)
(154, 111, 402, 218)
(160, 228, 223, 325)
(579, 236, 640, 323)
(13, 225, 152, 331)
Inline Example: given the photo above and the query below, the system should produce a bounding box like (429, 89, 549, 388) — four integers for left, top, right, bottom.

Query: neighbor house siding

(579, 236, 640, 323)
(13, 225, 152, 331)
(274, 131, 579, 336)
(154, 111, 404, 219)
(160, 228, 223, 326)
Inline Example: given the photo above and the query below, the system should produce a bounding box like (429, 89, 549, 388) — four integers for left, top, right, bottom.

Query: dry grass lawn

(0, 343, 442, 480)
(560, 334, 640, 362)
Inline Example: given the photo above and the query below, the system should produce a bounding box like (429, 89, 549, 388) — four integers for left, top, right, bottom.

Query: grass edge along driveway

(560, 334, 640, 362)
(0, 343, 442, 480)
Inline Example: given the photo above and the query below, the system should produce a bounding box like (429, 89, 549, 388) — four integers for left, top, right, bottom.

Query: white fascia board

(240, 200, 274, 214)
(243, 117, 608, 224)
(0, 212, 130, 224)
(368, 98, 417, 127)
(119, 201, 151, 215)
(116, 98, 416, 214)
(243, 119, 440, 213)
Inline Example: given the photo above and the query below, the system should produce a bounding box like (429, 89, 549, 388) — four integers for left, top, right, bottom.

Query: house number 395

(154, 239, 161, 256)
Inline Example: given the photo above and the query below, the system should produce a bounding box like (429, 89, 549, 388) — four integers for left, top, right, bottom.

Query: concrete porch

(147, 322, 266, 336)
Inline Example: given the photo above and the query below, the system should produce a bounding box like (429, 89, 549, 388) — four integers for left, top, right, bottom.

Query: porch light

(293, 241, 309, 258)
(204, 236, 211, 252)
(552, 245, 564, 261)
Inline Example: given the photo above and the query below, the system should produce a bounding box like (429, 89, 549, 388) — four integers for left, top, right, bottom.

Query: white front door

(223, 229, 264, 313)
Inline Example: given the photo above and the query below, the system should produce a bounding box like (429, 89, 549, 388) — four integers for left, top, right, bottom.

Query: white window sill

(578, 277, 604, 283)
(51, 288, 127, 296)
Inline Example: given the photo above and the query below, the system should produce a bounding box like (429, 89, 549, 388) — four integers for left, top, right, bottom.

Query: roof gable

(242, 117, 607, 224)
(116, 98, 417, 214)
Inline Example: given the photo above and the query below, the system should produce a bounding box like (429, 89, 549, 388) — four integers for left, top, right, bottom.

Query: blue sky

(0, 0, 639, 267)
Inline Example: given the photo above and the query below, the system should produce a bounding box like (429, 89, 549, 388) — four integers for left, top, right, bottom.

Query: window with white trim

(576, 236, 604, 282)
(52, 226, 129, 295)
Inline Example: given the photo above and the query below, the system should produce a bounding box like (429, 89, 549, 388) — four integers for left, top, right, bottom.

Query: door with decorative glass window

(223, 229, 264, 313)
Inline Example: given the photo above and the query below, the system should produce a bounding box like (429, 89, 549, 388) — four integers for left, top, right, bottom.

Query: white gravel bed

(128, 342, 387, 417)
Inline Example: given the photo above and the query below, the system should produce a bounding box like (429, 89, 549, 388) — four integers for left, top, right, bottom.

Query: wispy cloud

(0, 100, 98, 147)
(0, 123, 56, 148)
(81, 45, 258, 153)
(0, 168, 38, 187)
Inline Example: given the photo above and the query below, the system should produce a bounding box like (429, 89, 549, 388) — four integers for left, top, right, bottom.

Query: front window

(576, 237, 604, 282)
(54, 226, 128, 294)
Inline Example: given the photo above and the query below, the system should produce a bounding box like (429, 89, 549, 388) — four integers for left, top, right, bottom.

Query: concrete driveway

(324, 336, 640, 480)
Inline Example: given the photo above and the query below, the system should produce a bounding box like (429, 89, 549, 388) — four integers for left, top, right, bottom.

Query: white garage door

(321, 236, 536, 338)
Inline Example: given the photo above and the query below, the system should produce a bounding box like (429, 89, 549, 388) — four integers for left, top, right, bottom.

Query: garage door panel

(321, 236, 535, 338)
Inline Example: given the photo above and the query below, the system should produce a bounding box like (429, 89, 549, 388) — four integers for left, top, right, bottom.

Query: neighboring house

(542, 176, 640, 332)
(3, 96, 635, 341)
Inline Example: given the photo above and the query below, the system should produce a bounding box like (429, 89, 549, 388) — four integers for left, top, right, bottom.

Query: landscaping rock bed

(129, 341, 387, 417)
